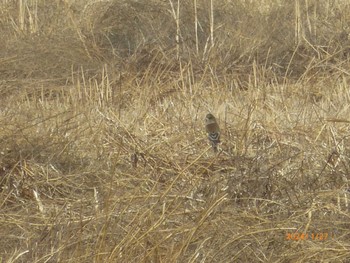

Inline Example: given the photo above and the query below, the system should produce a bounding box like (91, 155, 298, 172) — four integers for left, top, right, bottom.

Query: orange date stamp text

(285, 232, 335, 241)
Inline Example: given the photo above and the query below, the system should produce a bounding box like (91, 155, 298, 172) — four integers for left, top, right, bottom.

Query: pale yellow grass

(1, 0, 350, 262)
(1, 65, 349, 262)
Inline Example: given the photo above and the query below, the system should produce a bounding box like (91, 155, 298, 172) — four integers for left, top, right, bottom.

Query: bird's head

(205, 113, 216, 121)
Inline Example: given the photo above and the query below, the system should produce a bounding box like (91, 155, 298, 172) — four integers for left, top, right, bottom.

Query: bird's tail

(208, 132, 220, 152)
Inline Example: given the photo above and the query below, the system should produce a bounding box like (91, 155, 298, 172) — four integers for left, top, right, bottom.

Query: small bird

(205, 113, 220, 152)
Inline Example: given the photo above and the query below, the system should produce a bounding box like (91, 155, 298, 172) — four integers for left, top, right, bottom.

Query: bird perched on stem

(205, 113, 220, 152)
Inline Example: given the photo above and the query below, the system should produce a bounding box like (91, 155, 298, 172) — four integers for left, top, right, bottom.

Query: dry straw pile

(1, 0, 350, 262)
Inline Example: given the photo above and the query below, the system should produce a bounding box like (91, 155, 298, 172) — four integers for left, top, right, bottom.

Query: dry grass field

(1, 0, 350, 262)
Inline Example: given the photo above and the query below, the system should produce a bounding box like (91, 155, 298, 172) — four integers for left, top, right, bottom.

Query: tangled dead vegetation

(1, 0, 350, 262)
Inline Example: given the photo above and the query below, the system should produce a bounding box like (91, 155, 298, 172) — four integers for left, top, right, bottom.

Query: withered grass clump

(1, 0, 350, 262)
